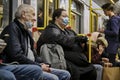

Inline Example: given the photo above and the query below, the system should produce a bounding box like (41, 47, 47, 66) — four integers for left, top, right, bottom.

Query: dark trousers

(108, 53, 116, 66)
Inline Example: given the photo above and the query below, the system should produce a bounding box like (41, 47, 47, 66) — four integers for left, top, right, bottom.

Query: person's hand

(41, 63, 51, 72)
(104, 62, 113, 67)
(75, 36, 88, 43)
(102, 57, 109, 63)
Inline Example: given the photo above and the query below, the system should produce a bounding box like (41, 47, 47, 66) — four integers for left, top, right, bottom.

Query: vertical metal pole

(55, 0, 58, 9)
(44, 0, 47, 28)
(46, 0, 49, 26)
(69, 0, 72, 26)
(89, 0, 92, 63)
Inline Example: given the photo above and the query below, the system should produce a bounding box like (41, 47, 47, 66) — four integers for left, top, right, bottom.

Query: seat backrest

(40, 44, 67, 69)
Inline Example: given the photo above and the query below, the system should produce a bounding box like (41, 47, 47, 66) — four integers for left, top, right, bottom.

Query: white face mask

(25, 21, 33, 29)
(62, 17, 69, 26)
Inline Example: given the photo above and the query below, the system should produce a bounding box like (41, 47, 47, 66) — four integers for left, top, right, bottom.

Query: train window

(0, 0, 3, 27)
(23, 0, 31, 4)
(37, 0, 44, 28)
(91, 12, 98, 32)
(59, 0, 69, 13)
(0, 0, 9, 28)
(71, 1, 83, 34)
(48, 0, 55, 24)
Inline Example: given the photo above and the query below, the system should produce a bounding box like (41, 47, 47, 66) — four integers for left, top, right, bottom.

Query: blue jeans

(0, 69, 16, 80)
(94, 64, 103, 80)
(0, 64, 43, 80)
(43, 68, 71, 80)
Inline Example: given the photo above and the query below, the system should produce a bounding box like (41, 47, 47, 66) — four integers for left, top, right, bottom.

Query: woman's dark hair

(101, 3, 114, 11)
(52, 8, 66, 22)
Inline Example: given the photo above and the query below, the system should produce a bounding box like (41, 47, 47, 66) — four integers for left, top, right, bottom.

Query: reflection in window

(48, 0, 55, 24)
(37, 0, 44, 27)
(71, 1, 83, 34)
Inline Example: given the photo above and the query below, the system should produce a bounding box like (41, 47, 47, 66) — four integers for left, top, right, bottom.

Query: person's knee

(27, 65, 43, 79)
(45, 74, 59, 80)
(94, 65, 103, 71)
(32, 65, 42, 73)
(62, 70, 71, 79)
(43, 72, 59, 80)
(30, 65, 43, 77)
(0, 70, 16, 80)
(51, 75, 59, 80)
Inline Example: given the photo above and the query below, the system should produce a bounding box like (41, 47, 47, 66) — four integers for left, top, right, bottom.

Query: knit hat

(96, 37, 108, 47)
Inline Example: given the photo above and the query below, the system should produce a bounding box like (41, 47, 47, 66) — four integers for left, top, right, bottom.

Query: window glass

(91, 12, 98, 32)
(59, 0, 69, 13)
(1, 0, 9, 28)
(48, 0, 55, 24)
(71, 1, 83, 34)
(37, 0, 44, 27)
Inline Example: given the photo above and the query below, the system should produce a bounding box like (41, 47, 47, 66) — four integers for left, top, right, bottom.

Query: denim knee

(94, 64, 103, 71)
(48, 75, 59, 80)
(0, 70, 16, 80)
(43, 71, 59, 80)
(61, 70, 71, 80)
(30, 65, 43, 80)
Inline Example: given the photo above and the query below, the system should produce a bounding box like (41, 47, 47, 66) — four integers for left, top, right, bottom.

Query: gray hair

(15, 4, 34, 19)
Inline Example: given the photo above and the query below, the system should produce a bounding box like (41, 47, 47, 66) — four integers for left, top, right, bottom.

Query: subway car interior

(0, 0, 120, 80)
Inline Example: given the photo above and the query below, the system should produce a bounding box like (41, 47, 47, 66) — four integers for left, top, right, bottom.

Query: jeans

(43, 68, 71, 80)
(0, 64, 43, 80)
(0, 69, 16, 80)
(94, 64, 103, 80)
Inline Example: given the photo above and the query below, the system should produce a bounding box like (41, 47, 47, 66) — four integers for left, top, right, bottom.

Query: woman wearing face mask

(37, 8, 97, 80)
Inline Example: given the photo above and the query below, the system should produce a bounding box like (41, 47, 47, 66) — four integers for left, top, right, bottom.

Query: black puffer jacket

(37, 23, 83, 53)
(0, 19, 42, 66)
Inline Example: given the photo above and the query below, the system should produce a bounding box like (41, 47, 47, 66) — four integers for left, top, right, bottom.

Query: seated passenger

(0, 4, 70, 80)
(0, 39, 42, 80)
(91, 36, 110, 80)
(91, 32, 114, 80)
(91, 37, 109, 64)
(91, 32, 111, 65)
(37, 8, 97, 80)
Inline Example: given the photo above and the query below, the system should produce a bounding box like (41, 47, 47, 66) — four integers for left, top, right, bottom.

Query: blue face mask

(62, 17, 69, 25)
(25, 21, 33, 29)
